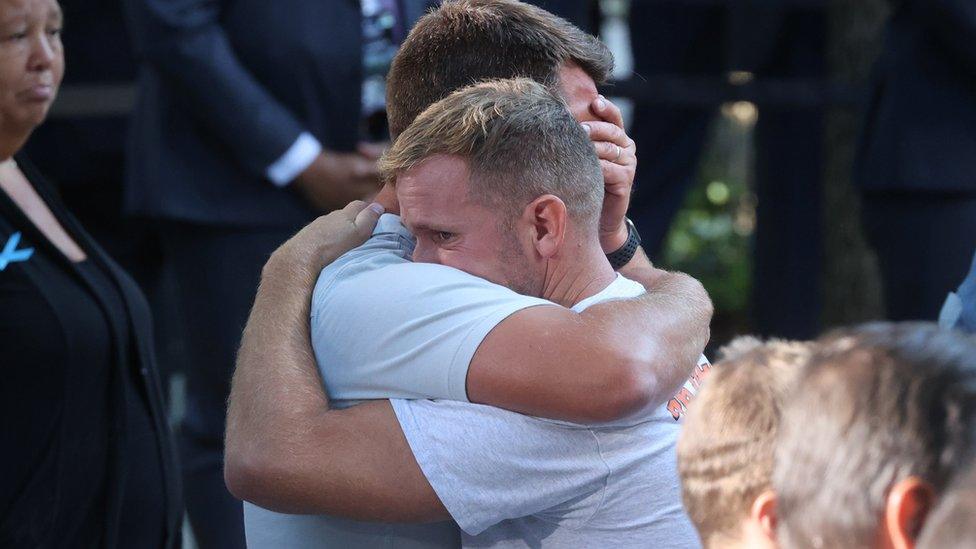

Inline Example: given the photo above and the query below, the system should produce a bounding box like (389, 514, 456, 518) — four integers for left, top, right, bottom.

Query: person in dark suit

(855, 0, 976, 322)
(627, 2, 826, 339)
(0, 0, 180, 546)
(122, 1, 434, 546)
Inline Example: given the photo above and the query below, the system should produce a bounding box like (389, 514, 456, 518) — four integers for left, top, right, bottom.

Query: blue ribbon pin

(0, 232, 34, 271)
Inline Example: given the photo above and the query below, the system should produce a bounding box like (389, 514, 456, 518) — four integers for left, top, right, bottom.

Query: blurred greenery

(661, 108, 756, 317)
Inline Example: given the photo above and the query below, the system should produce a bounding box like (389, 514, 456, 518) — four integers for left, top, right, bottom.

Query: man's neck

(540, 238, 616, 308)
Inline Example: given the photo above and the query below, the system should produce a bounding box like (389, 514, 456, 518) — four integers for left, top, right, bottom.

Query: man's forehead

(557, 62, 599, 122)
(397, 155, 473, 225)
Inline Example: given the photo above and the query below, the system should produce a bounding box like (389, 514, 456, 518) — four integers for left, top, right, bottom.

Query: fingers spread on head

(600, 161, 636, 193)
(585, 121, 627, 146)
(593, 95, 624, 127)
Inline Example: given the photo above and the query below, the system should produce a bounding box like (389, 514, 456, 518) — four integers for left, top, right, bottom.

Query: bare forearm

(224, 249, 328, 490)
(615, 246, 711, 396)
(467, 259, 711, 421)
(620, 267, 712, 403)
(224, 203, 381, 503)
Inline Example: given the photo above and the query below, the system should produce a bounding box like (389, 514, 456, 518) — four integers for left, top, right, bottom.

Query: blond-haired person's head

(773, 322, 976, 549)
(677, 337, 813, 549)
(380, 78, 603, 298)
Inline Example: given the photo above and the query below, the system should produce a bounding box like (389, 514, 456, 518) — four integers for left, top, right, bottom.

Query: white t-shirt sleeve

(311, 245, 553, 403)
(391, 399, 609, 535)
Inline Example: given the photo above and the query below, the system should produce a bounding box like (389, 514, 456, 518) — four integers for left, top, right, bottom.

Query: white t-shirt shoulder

(571, 273, 645, 312)
(310, 213, 552, 405)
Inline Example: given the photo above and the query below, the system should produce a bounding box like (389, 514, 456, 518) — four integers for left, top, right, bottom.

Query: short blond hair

(677, 337, 812, 545)
(380, 78, 602, 226)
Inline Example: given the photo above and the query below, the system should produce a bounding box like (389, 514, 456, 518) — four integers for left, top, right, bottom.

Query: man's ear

(750, 489, 778, 543)
(882, 477, 936, 549)
(523, 195, 567, 259)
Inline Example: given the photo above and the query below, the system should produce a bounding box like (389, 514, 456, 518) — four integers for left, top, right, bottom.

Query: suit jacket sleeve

(123, 0, 310, 180)
(918, 0, 976, 73)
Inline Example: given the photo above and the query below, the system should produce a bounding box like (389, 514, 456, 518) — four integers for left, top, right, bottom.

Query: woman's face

(0, 0, 63, 134)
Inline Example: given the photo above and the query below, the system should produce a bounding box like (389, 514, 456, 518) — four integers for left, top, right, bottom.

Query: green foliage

(663, 112, 755, 317)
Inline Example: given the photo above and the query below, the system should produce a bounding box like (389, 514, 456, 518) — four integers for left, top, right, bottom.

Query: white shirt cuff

(266, 132, 323, 187)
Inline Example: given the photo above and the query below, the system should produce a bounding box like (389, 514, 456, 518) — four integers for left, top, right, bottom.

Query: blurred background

(27, 0, 976, 545)
(32, 0, 904, 361)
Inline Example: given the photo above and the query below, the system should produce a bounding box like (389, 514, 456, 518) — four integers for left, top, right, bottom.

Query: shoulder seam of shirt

(447, 300, 553, 401)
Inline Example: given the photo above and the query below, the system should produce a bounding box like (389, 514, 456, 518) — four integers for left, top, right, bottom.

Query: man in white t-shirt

(227, 3, 712, 548)
(227, 78, 712, 548)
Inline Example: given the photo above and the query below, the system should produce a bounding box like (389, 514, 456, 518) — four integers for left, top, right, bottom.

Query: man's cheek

(442, 252, 493, 281)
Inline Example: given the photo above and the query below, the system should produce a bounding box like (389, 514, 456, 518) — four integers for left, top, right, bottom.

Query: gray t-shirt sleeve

(311, 250, 553, 403)
(391, 399, 610, 535)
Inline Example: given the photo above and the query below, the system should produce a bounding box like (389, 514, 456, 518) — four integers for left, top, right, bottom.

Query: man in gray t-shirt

(228, 80, 711, 548)
(392, 275, 704, 548)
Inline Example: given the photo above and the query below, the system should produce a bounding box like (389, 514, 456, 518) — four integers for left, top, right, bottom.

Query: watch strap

(606, 218, 641, 270)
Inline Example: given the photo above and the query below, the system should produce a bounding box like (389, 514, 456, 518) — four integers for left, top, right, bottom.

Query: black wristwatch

(606, 218, 641, 270)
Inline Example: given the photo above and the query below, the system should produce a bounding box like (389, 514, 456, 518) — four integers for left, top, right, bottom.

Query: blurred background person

(0, 0, 181, 546)
(121, 0, 434, 546)
(916, 464, 976, 549)
(537, 0, 828, 340)
(627, 1, 827, 340)
(773, 323, 976, 549)
(855, 0, 976, 322)
(677, 336, 811, 549)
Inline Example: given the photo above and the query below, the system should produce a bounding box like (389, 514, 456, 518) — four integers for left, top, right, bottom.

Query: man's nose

(412, 242, 435, 264)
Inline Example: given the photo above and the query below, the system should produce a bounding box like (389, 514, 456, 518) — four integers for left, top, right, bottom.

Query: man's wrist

(599, 221, 629, 254)
(606, 218, 642, 270)
(264, 239, 328, 284)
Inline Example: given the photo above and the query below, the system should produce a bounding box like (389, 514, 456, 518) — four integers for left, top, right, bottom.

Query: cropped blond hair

(677, 337, 812, 545)
(380, 78, 603, 226)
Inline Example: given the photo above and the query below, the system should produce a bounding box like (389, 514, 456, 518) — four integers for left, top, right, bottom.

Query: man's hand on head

(268, 200, 385, 276)
(582, 95, 637, 254)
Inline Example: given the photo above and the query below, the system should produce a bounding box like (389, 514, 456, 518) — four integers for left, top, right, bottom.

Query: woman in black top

(0, 0, 181, 546)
